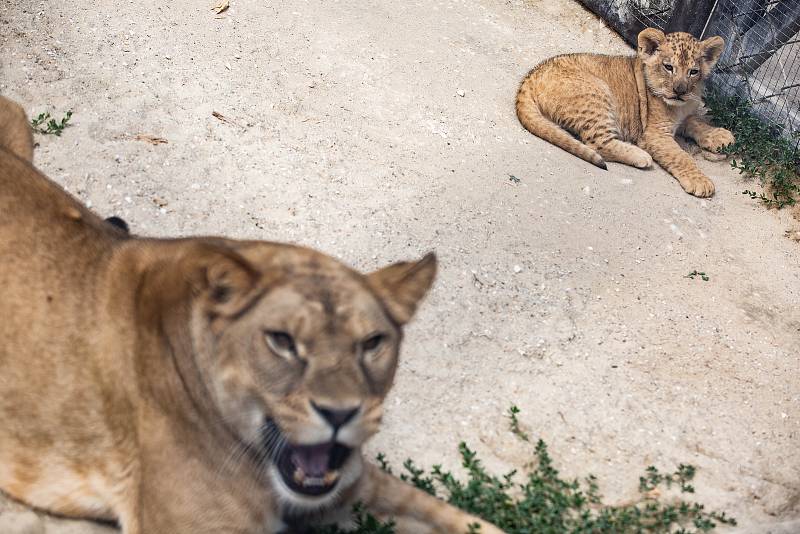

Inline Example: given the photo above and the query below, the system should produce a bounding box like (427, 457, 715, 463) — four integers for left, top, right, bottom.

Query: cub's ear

(367, 252, 437, 325)
(700, 35, 725, 67)
(191, 245, 261, 318)
(638, 27, 665, 57)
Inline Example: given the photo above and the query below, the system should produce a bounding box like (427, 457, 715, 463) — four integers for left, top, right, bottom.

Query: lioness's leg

(640, 130, 715, 197)
(0, 95, 34, 162)
(595, 139, 653, 168)
(682, 115, 735, 153)
(354, 464, 505, 534)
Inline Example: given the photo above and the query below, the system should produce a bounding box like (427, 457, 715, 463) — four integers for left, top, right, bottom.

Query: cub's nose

(674, 82, 689, 95)
(311, 402, 360, 431)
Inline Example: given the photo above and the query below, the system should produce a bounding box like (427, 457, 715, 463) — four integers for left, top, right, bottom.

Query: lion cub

(0, 95, 504, 534)
(516, 28, 734, 197)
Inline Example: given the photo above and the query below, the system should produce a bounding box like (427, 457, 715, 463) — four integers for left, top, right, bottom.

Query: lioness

(516, 28, 734, 197)
(0, 95, 504, 534)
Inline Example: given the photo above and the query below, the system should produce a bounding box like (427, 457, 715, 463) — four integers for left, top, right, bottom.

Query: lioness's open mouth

(275, 441, 353, 496)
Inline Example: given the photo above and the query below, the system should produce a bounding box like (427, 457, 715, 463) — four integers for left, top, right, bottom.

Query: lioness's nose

(311, 402, 360, 431)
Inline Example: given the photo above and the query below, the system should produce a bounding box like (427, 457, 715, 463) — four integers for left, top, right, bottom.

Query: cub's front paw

(632, 151, 653, 169)
(679, 173, 715, 198)
(701, 149, 728, 162)
(699, 128, 735, 153)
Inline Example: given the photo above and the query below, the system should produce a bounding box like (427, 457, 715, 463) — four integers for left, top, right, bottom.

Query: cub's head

(182, 243, 436, 509)
(637, 28, 725, 106)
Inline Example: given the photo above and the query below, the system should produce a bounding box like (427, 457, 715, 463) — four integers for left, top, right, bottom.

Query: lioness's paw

(679, 174, 715, 197)
(700, 128, 735, 153)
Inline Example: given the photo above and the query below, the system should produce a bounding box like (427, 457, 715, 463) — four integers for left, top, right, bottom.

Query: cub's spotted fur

(517, 28, 734, 197)
(0, 95, 504, 534)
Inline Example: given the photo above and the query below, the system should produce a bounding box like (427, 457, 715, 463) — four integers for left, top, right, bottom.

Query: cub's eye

(359, 333, 386, 358)
(264, 331, 297, 359)
(689, 68, 699, 76)
(663, 63, 674, 72)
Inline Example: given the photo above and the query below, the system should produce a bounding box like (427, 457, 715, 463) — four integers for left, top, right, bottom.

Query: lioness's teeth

(293, 467, 305, 484)
(297, 470, 340, 488)
(291, 466, 340, 488)
(323, 470, 340, 485)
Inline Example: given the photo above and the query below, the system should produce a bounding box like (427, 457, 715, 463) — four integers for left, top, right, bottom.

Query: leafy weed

(705, 94, 798, 208)
(317, 406, 735, 533)
(30, 110, 73, 136)
(685, 270, 709, 281)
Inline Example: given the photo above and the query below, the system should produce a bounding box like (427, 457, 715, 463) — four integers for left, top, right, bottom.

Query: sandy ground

(1, 0, 799, 532)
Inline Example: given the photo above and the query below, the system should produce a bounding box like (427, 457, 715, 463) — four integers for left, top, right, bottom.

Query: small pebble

(456, 89, 465, 97)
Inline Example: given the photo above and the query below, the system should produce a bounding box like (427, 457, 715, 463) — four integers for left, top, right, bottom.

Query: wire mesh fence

(579, 0, 800, 142)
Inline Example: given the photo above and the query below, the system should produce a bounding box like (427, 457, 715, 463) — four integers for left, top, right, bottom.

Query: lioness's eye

(264, 331, 297, 359)
(663, 63, 673, 72)
(360, 334, 385, 356)
(689, 68, 699, 76)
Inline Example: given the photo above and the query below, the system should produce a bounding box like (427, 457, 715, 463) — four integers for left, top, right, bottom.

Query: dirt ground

(1, 0, 799, 532)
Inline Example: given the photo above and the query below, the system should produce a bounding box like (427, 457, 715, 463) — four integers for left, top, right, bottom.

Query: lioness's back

(0, 147, 126, 289)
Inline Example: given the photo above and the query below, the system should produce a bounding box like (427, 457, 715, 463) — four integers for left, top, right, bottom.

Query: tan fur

(0, 96, 33, 163)
(516, 28, 733, 197)
(0, 95, 504, 534)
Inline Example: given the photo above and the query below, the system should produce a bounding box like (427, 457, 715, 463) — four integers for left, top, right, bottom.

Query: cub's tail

(0, 95, 34, 163)
(515, 95, 606, 170)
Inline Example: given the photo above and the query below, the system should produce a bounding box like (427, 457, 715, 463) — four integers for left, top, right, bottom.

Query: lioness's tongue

(290, 443, 332, 477)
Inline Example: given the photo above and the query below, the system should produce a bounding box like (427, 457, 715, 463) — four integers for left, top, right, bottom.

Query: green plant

(316, 504, 396, 534)
(507, 404, 529, 442)
(318, 407, 736, 533)
(685, 270, 709, 281)
(30, 110, 73, 136)
(705, 94, 798, 208)
(639, 464, 696, 493)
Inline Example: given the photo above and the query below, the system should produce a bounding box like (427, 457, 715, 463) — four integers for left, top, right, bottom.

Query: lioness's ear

(700, 35, 725, 67)
(638, 28, 665, 57)
(367, 252, 437, 325)
(194, 246, 260, 318)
